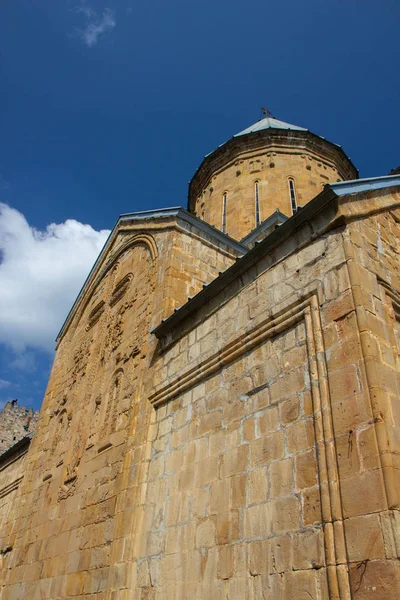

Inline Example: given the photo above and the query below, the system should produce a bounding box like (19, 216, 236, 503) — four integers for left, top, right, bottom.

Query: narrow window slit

(255, 181, 261, 226)
(289, 178, 297, 214)
(222, 192, 227, 233)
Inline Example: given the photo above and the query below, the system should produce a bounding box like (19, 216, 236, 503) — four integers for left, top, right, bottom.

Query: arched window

(222, 192, 227, 233)
(255, 181, 261, 227)
(288, 178, 297, 214)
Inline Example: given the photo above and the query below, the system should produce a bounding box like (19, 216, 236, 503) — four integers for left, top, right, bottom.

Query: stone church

(1, 115, 400, 599)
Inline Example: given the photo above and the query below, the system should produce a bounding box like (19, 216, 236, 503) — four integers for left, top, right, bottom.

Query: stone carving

(72, 337, 92, 382)
(52, 392, 67, 417)
(103, 297, 137, 360)
(118, 341, 140, 364)
(109, 273, 133, 307)
(104, 370, 123, 436)
(58, 465, 78, 501)
(85, 300, 106, 331)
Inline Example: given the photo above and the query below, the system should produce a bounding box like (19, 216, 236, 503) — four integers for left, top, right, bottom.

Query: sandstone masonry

(0, 115, 399, 599)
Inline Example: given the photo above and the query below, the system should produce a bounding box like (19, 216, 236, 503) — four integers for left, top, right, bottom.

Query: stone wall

(0, 216, 238, 599)
(0, 189, 399, 599)
(144, 190, 400, 598)
(0, 401, 39, 454)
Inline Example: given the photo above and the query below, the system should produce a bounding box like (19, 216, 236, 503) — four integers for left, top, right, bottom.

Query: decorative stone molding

(0, 476, 23, 500)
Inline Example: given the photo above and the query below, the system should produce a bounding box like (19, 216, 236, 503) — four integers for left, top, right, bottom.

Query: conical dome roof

(234, 116, 307, 137)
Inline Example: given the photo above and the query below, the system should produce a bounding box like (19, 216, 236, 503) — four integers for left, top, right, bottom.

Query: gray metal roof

(329, 174, 400, 196)
(234, 117, 307, 137)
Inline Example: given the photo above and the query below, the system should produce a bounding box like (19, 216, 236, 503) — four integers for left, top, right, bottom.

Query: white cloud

(0, 379, 11, 389)
(0, 203, 110, 352)
(76, 6, 116, 47)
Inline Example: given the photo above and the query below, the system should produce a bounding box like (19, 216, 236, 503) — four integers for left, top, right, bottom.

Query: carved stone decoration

(52, 392, 67, 417)
(72, 337, 93, 382)
(103, 297, 137, 361)
(85, 300, 106, 331)
(109, 273, 133, 307)
(103, 369, 124, 437)
(58, 466, 78, 501)
(119, 342, 140, 364)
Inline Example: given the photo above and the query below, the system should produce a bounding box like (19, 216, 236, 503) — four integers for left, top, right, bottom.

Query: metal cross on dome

(260, 106, 274, 118)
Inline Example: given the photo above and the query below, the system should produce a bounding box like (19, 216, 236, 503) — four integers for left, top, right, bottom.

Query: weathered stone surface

(1, 122, 400, 599)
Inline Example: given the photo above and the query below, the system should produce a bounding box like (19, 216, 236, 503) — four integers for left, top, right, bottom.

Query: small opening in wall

(255, 181, 261, 227)
(288, 178, 297, 215)
(222, 192, 227, 233)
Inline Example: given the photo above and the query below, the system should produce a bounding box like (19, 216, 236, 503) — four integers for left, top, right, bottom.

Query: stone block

(279, 396, 300, 426)
(293, 529, 325, 569)
(258, 406, 279, 436)
(349, 558, 400, 599)
(248, 539, 270, 575)
(270, 368, 305, 403)
(286, 419, 314, 453)
(250, 431, 284, 467)
(195, 519, 216, 548)
(345, 514, 385, 561)
(198, 410, 222, 437)
(284, 569, 318, 600)
(243, 503, 272, 539)
(340, 469, 387, 518)
(270, 458, 293, 498)
(295, 449, 318, 491)
(271, 497, 301, 534)
(217, 544, 233, 580)
(209, 478, 230, 515)
(248, 468, 268, 505)
(231, 473, 246, 509)
(216, 510, 239, 544)
(220, 445, 248, 479)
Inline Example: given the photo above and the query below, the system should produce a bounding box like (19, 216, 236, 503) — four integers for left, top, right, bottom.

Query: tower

(189, 116, 358, 240)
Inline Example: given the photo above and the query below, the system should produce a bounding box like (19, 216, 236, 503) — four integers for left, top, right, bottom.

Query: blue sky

(0, 0, 399, 411)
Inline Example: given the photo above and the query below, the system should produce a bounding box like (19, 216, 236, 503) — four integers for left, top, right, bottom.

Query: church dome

(188, 115, 358, 241)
